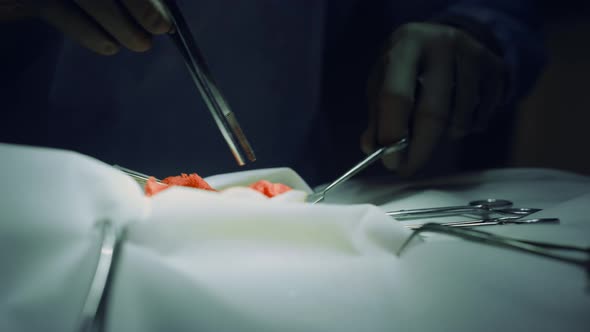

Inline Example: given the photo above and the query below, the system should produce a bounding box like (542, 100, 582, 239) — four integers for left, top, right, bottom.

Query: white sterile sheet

(324, 168, 590, 331)
(1, 143, 589, 332)
(0, 143, 410, 332)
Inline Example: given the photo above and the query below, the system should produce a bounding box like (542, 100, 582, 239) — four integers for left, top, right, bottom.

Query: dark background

(2, 1, 590, 177)
(511, 1, 590, 175)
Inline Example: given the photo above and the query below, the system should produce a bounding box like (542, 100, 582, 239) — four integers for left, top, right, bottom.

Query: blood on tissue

(144, 173, 215, 197)
(144, 173, 292, 198)
(248, 180, 292, 198)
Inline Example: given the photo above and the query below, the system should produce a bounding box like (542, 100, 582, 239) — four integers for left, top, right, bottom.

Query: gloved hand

(0, 0, 172, 55)
(362, 22, 508, 176)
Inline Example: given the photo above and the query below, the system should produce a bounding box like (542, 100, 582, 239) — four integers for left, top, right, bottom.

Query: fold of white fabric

(106, 188, 412, 332)
(0, 144, 146, 332)
(0, 143, 412, 332)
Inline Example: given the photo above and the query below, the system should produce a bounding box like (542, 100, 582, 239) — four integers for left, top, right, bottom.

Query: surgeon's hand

(362, 22, 507, 176)
(1, 0, 172, 55)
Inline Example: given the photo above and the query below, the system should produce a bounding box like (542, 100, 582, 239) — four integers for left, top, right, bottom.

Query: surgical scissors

(386, 199, 529, 218)
(404, 216, 558, 229)
(159, 0, 256, 166)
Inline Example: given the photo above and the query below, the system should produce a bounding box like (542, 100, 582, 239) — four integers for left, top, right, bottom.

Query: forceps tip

(384, 137, 409, 155)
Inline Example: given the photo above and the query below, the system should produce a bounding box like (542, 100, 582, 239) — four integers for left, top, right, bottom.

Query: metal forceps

(397, 223, 590, 273)
(161, 0, 256, 166)
(78, 220, 120, 332)
(306, 137, 409, 204)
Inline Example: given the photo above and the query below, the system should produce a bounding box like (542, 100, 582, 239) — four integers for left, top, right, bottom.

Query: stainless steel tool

(387, 198, 517, 218)
(159, 0, 256, 166)
(306, 137, 409, 204)
(404, 216, 559, 229)
(397, 222, 590, 272)
(113, 165, 162, 187)
(78, 220, 118, 332)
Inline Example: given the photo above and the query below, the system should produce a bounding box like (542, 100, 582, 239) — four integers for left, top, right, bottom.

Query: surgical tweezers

(160, 0, 256, 166)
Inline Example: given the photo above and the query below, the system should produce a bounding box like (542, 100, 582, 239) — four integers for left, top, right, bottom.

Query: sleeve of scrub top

(431, 0, 546, 104)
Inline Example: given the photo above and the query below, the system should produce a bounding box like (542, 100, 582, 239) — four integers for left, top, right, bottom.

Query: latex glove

(362, 22, 507, 176)
(0, 0, 172, 55)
